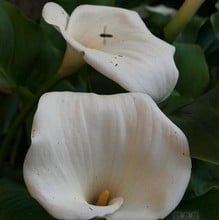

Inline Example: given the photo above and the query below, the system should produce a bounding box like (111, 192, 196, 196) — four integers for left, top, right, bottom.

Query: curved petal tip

(42, 2, 69, 32)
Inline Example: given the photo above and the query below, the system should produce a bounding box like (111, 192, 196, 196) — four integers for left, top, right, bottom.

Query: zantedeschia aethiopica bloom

(24, 92, 191, 220)
(42, 3, 178, 102)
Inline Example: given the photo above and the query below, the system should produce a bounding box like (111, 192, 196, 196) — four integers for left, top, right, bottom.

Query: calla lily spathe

(42, 2, 178, 103)
(23, 92, 191, 220)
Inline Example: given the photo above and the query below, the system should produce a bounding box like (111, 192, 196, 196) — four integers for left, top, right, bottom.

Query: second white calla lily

(42, 2, 178, 103)
(24, 92, 191, 220)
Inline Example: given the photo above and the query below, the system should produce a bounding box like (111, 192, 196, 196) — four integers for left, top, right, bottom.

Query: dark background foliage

(1, 0, 219, 219)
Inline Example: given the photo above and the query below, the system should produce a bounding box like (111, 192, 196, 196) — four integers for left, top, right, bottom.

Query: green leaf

(174, 43, 210, 97)
(170, 86, 219, 164)
(176, 16, 207, 43)
(188, 160, 219, 198)
(15, 86, 34, 102)
(144, 12, 171, 38)
(172, 190, 219, 220)
(0, 0, 64, 92)
(51, 80, 76, 92)
(198, 21, 217, 53)
(161, 91, 193, 115)
(0, 68, 15, 88)
(0, 178, 54, 220)
(0, 94, 19, 136)
(211, 12, 219, 40)
(40, 20, 66, 52)
(197, 21, 219, 70)
(0, 4, 14, 87)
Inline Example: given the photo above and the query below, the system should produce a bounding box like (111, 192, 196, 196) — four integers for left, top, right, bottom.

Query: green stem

(0, 73, 63, 167)
(164, 0, 205, 42)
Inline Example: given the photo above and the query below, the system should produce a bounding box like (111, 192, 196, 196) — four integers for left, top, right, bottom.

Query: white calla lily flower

(145, 5, 176, 16)
(42, 2, 178, 103)
(24, 92, 191, 220)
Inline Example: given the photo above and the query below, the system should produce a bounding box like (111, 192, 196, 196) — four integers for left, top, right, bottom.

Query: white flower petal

(42, 2, 69, 32)
(42, 3, 85, 75)
(24, 92, 191, 220)
(42, 3, 178, 102)
(145, 5, 176, 16)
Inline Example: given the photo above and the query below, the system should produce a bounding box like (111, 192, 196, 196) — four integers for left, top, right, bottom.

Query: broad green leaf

(0, 0, 64, 92)
(205, 42, 219, 68)
(15, 86, 34, 102)
(0, 68, 15, 88)
(197, 21, 219, 69)
(170, 86, 219, 164)
(0, 94, 19, 136)
(188, 160, 219, 198)
(0, 178, 54, 220)
(198, 21, 218, 53)
(0, 4, 13, 68)
(40, 20, 66, 52)
(165, 189, 219, 220)
(0, 4, 15, 88)
(176, 16, 207, 43)
(181, 190, 219, 220)
(210, 67, 219, 86)
(50, 80, 76, 92)
(161, 91, 193, 115)
(211, 12, 219, 40)
(174, 43, 210, 97)
(144, 12, 171, 38)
